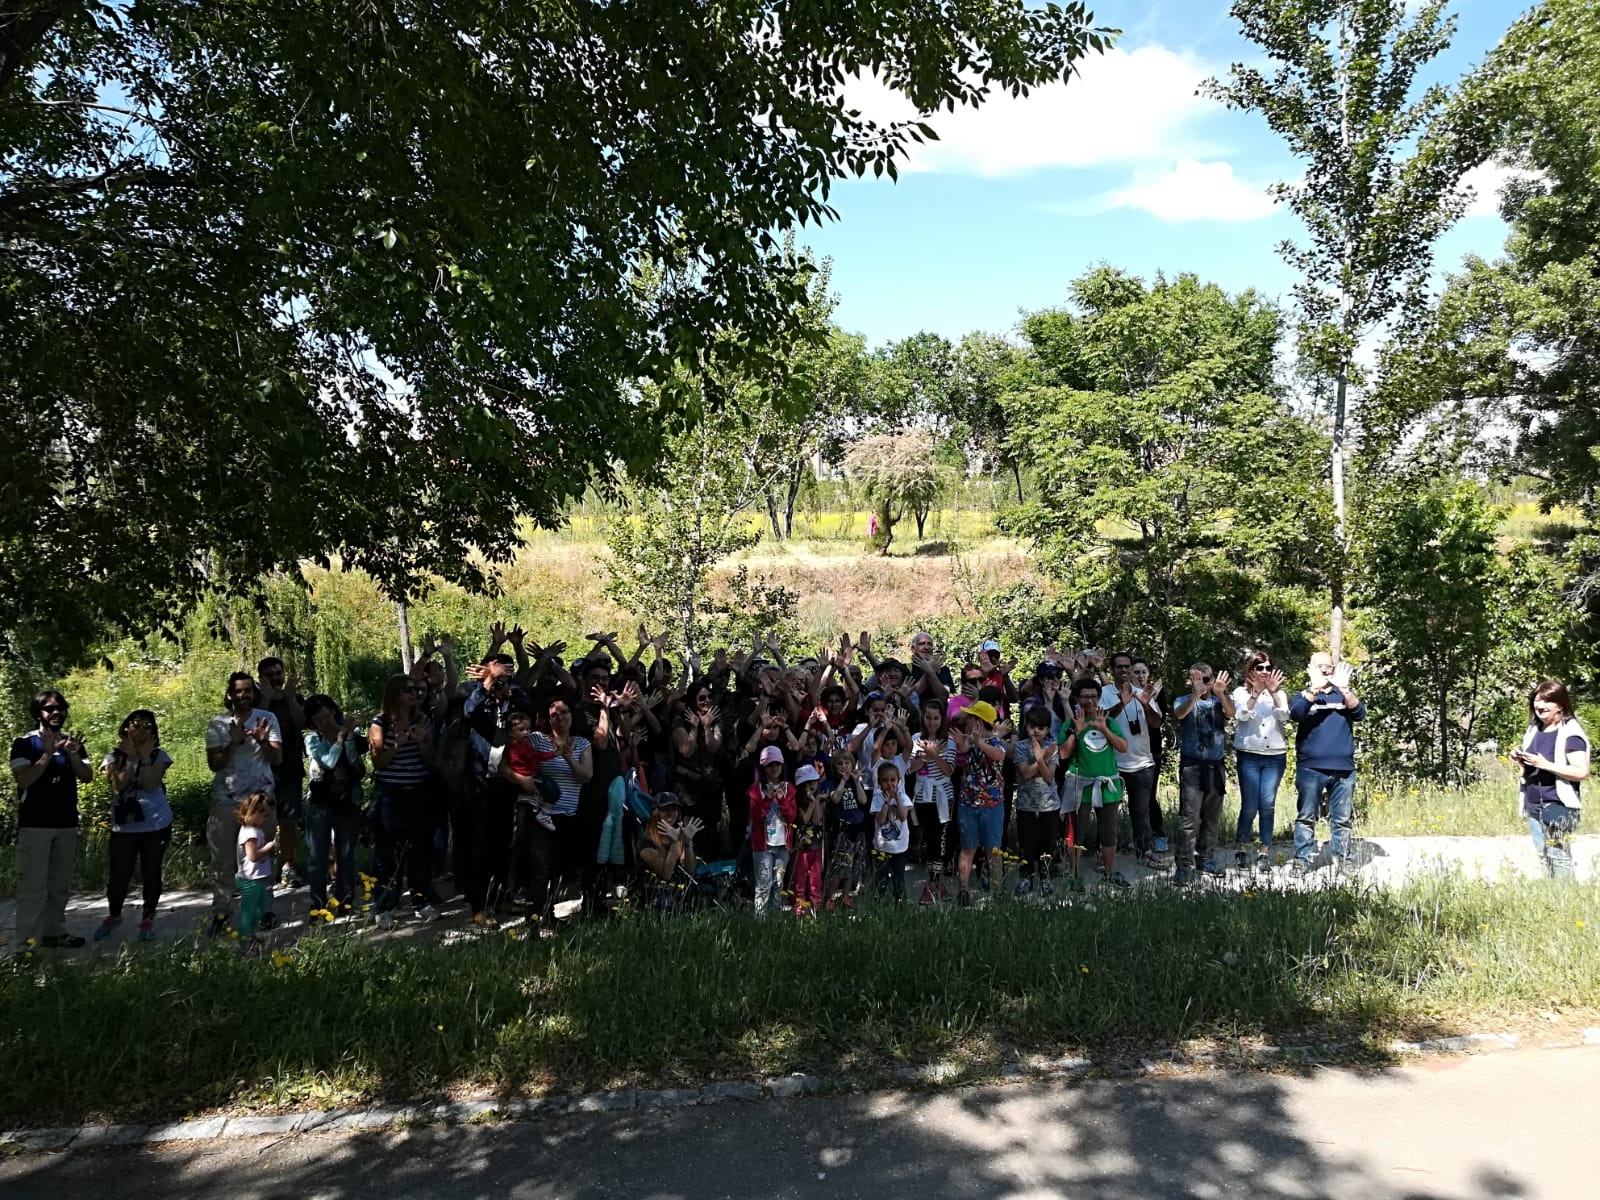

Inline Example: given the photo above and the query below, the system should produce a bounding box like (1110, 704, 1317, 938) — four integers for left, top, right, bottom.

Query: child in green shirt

(1060, 677, 1131, 889)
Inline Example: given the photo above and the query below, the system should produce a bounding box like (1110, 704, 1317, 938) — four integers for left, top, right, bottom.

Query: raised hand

(1087, 648, 1105, 669)
(250, 717, 272, 742)
(488, 620, 508, 651)
(1268, 669, 1285, 693)
(507, 624, 526, 647)
(1213, 671, 1231, 697)
(1332, 661, 1352, 689)
(681, 816, 705, 843)
(440, 633, 455, 657)
(1149, 679, 1163, 702)
(465, 662, 489, 682)
(858, 630, 872, 656)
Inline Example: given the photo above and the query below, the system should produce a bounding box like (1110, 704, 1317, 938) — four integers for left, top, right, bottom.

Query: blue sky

(803, 0, 1533, 347)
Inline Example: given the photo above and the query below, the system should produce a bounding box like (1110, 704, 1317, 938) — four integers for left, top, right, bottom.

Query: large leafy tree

(0, 0, 1110, 665)
(1003, 268, 1331, 668)
(1205, 0, 1486, 658)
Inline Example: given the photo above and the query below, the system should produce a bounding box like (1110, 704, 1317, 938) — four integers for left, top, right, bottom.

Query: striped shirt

(531, 732, 590, 816)
(372, 714, 431, 788)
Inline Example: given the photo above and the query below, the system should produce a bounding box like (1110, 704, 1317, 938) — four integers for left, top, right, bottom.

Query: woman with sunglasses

(95, 710, 174, 942)
(10, 690, 93, 949)
(1231, 652, 1290, 872)
(369, 673, 440, 922)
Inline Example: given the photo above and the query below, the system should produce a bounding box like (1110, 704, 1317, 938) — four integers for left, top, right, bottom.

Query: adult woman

(1230, 651, 1290, 872)
(369, 674, 440, 921)
(1512, 679, 1590, 880)
(95, 710, 173, 942)
(526, 695, 594, 928)
(304, 694, 366, 914)
(670, 684, 725, 861)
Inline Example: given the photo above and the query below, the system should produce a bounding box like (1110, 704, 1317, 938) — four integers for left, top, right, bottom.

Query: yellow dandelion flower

(1080, 965, 1089, 974)
(436, 1024, 445, 1032)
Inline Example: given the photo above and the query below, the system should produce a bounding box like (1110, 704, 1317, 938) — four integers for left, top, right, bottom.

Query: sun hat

(966, 700, 998, 726)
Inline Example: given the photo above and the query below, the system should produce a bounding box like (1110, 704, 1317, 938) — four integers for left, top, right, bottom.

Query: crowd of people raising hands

(7, 624, 1590, 951)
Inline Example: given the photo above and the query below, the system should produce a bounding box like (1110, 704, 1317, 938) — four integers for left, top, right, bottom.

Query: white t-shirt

(1231, 687, 1290, 754)
(101, 748, 175, 834)
(206, 710, 283, 805)
(237, 824, 273, 880)
(867, 754, 908, 812)
(871, 790, 912, 854)
(1101, 684, 1155, 771)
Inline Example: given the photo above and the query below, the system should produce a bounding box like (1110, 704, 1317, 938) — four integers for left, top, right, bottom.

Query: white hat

(795, 764, 820, 785)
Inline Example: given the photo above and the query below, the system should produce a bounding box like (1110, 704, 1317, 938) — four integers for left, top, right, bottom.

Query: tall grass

(1, 876, 1594, 1128)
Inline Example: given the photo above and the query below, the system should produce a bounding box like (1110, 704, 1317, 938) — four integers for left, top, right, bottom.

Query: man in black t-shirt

(258, 656, 307, 887)
(10, 689, 93, 948)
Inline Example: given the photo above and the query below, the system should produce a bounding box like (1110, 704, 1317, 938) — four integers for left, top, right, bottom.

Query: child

(792, 764, 826, 915)
(1060, 677, 1130, 889)
(497, 711, 558, 831)
(910, 703, 956, 903)
(234, 790, 278, 948)
(824, 748, 869, 906)
(872, 760, 912, 901)
(1013, 703, 1062, 896)
(747, 745, 796, 917)
(951, 701, 1008, 905)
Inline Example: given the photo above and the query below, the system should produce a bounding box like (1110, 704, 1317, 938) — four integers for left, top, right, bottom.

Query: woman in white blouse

(1231, 651, 1290, 871)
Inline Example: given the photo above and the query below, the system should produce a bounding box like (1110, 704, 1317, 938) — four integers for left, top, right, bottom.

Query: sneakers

(1290, 857, 1314, 876)
(1139, 850, 1162, 870)
(1040, 880, 1054, 898)
(534, 809, 556, 833)
(93, 915, 122, 942)
(137, 918, 155, 942)
(281, 865, 305, 889)
(957, 889, 972, 908)
(1200, 860, 1224, 877)
(258, 911, 279, 932)
(1013, 877, 1033, 898)
(40, 933, 87, 948)
(207, 912, 229, 938)
(1234, 850, 1249, 870)
(1173, 867, 1194, 886)
(1102, 870, 1132, 890)
(1152, 837, 1169, 853)
(1256, 851, 1271, 873)
(416, 904, 444, 923)
(919, 884, 936, 905)
(375, 912, 395, 930)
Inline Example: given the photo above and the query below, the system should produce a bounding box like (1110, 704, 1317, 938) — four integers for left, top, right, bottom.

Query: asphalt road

(2, 1048, 1593, 1199)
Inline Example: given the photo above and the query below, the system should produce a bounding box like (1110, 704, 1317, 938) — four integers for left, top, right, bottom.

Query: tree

(1355, 481, 1585, 780)
(948, 333, 1035, 502)
(842, 430, 945, 555)
(1205, 0, 1487, 658)
(0, 0, 1111, 665)
(1003, 268, 1331, 667)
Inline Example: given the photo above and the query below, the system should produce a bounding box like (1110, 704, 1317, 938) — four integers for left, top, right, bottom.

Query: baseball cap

(967, 700, 998, 725)
(760, 745, 785, 766)
(652, 790, 683, 812)
(794, 764, 820, 785)
(1035, 660, 1061, 678)
(980, 638, 1001, 653)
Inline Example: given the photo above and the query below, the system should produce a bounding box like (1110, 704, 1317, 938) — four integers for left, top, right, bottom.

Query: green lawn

(2, 876, 1595, 1128)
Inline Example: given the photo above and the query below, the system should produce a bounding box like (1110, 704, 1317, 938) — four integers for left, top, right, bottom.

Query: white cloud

(1456, 160, 1538, 219)
(845, 44, 1221, 176)
(1092, 158, 1280, 222)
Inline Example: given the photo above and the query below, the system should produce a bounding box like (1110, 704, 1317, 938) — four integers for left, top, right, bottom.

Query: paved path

(1, 1048, 1593, 1198)
(5, 834, 1597, 957)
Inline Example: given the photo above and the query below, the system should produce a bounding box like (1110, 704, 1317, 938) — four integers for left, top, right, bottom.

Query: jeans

(1528, 812, 1578, 880)
(877, 850, 908, 900)
(1235, 751, 1287, 846)
(753, 847, 790, 916)
(107, 827, 172, 920)
(1293, 765, 1356, 863)
(304, 803, 359, 910)
(1177, 760, 1225, 869)
(1121, 766, 1159, 853)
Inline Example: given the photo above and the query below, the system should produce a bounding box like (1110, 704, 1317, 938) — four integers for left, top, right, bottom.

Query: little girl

(792, 764, 825, 915)
(746, 746, 796, 917)
(235, 791, 278, 948)
(872, 760, 913, 901)
(825, 749, 869, 906)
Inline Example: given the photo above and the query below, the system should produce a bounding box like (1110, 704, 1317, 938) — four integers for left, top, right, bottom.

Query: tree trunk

(764, 486, 783, 541)
(784, 471, 802, 539)
(396, 601, 414, 674)
(1011, 458, 1024, 505)
(1329, 368, 1349, 660)
(915, 503, 929, 539)
(879, 504, 895, 557)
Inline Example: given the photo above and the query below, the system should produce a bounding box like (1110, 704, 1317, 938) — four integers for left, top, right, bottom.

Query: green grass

(2, 876, 1595, 1128)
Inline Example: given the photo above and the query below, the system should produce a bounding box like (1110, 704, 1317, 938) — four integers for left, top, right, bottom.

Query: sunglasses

(1257, 664, 1273, 672)
(962, 676, 983, 686)
(1200, 676, 1212, 685)
(41, 704, 68, 713)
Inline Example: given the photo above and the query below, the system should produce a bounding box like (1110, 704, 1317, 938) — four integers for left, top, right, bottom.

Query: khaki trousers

(15, 826, 78, 943)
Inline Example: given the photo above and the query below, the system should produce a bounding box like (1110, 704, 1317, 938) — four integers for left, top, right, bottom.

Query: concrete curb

(4, 1034, 1596, 1156)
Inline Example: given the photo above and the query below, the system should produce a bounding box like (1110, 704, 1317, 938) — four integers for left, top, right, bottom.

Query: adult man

(204, 672, 283, 935)
(907, 630, 953, 705)
(10, 689, 93, 949)
(1289, 652, 1366, 872)
(256, 656, 306, 888)
(1171, 662, 1233, 884)
(460, 651, 529, 918)
(1102, 653, 1162, 867)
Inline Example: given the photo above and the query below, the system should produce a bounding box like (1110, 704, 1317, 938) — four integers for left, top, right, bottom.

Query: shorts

(273, 779, 305, 824)
(958, 804, 1004, 852)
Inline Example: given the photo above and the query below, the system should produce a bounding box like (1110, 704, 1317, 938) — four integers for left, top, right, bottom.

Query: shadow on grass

(0, 877, 1595, 1131)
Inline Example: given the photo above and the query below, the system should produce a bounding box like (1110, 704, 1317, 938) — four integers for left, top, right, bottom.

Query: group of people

(7, 627, 1591, 950)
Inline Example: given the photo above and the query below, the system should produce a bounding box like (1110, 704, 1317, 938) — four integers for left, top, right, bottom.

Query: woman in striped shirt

(369, 674, 440, 921)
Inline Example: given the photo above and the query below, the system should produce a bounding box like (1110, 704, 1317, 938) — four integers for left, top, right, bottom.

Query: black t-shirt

(265, 694, 307, 787)
(10, 733, 83, 829)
